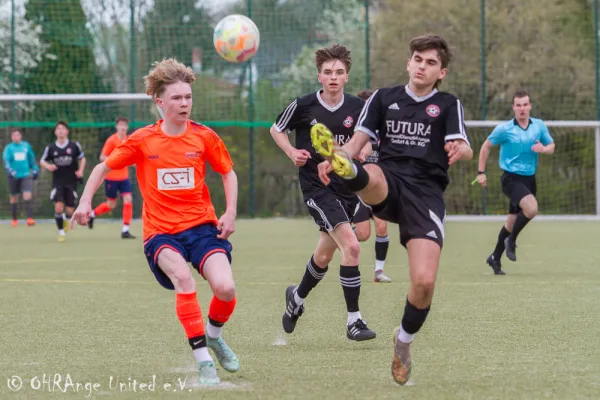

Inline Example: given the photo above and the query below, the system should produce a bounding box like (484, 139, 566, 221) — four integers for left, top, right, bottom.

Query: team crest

(66, 148, 72, 154)
(343, 116, 354, 128)
(426, 104, 440, 117)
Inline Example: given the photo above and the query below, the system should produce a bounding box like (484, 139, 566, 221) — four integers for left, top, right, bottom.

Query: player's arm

(39, 145, 56, 172)
(270, 99, 311, 166)
(443, 99, 472, 165)
(347, 89, 382, 159)
(26, 144, 38, 172)
(3, 145, 13, 175)
(99, 137, 114, 162)
(534, 124, 555, 155)
(75, 142, 86, 177)
(477, 140, 494, 172)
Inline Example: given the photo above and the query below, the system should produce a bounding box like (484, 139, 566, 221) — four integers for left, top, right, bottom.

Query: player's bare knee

(523, 202, 538, 219)
(354, 225, 370, 242)
(313, 251, 333, 268)
(122, 194, 132, 203)
(107, 199, 117, 209)
(341, 240, 361, 263)
(374, 220, 387, 236)
(213, 281, 236, 301)
(54, 203, 64, 213)
(9, 196, 17, 204)
(169, 267, 195, 292)
(412, 273, 436, 297)
(22, 192, 32, 201)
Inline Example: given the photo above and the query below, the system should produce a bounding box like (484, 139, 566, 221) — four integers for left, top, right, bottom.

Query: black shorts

(501, 171, 536, 214)
(8, 176, 33, 195)
(370, 163, 446, 248)
(305, 190, 359, 233)
(353, 200, 372, 224)
(51, 184, 78, 207)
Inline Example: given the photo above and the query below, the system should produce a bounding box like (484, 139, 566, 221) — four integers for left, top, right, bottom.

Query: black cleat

(282, 285, 304, 334)
(121, 231, 136, 239)
(347, 318, 376, 341)
(486, 255, 506, 275)
(504, 237, 517, 261)
(88, 216, 94, 229)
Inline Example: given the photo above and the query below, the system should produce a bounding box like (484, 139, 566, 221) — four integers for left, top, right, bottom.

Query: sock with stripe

(340, 265, 361, 325)
(295, 255, 328, 304)
(374, 235, 389, 271)
(176, 292, 212, 363)
(207, 295, 237, 338)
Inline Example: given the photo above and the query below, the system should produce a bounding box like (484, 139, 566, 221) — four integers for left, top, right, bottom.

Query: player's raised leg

(373, 216, 392, 282)
(283, 232, 335, 333)
(157, 248, 220, 385)
(202, 252, 239, 373)
(328, 222, 376, 341)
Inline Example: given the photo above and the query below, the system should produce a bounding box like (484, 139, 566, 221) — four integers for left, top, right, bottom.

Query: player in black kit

(311, 36, 473, 384)
(269, 44, 376, 341)
(40, 121, 86, 242)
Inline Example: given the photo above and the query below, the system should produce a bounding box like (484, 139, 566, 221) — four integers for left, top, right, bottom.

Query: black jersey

(273, 91, 365, 199)
(363, 140, 380, 164)
(40, 140, 84, 186)
(356, 85, 469, 189)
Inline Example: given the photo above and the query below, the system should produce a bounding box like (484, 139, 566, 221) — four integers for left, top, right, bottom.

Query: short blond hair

(144, 58, 196, 99)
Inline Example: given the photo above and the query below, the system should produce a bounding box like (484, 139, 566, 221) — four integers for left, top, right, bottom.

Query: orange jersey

(102, 133, 129, 181)
(104, 120, 234, 240)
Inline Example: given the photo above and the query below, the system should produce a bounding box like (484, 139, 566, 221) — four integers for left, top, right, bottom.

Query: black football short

(305, 190, 359, 233)
(352, 200, 372, 224)
(501, 171, 536, 214)
(370, 161, 446, 248)
(51, 184, 78, 207)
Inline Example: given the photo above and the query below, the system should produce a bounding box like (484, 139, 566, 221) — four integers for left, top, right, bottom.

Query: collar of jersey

(316, 90, 344, 112)
(404, 85, 438, 103)
(512, 118, 532, 130)
(55, 139, 70, 149)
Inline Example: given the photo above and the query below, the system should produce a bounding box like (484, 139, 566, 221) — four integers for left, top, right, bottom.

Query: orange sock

(122, 202, 133, 225)
(176, 292, 206, 340)
(93, 202, 111, 216)
(208, 295, 237, 326)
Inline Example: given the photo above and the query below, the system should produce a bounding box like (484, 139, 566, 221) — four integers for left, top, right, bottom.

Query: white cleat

(374, 270, 392, 283)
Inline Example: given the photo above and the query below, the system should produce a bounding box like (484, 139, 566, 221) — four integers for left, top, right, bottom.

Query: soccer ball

(213, 14, 260, 63)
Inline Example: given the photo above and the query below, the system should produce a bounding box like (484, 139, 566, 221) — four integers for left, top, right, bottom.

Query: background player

(311, 35, 472, 384)
(476, 89, 555, 274)
(2, 129, 39, 227)
(270, 44, 376, 341)
(40, 121, 86, 242)
(88, 116, 135, 239)
(352, 88, 391, 283)
(71, 58, 240, 386)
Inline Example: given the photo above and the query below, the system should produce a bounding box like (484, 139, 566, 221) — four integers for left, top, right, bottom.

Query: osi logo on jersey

(157, 168, 195, 190)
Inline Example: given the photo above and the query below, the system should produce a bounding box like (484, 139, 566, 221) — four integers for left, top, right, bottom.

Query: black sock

(509, 212, 531, 241)
(343, 161, 370, 192)
(208, 317, 224, 328)
(296, 255, 328, 299)
(401, 298, 431, 335)
(55, 213, 64, 231)
(24, 200, 33, 219)
(188, 334, 207, 350)
(340, 265, 360, 313)
(375, 235, 389, 263)
(492, 226, 510, 259)
(10, 203, 17, 220)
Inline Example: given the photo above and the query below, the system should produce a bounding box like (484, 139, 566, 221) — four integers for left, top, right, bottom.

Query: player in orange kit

(88, 116, 135, 238)
(70, 58, 239, 386)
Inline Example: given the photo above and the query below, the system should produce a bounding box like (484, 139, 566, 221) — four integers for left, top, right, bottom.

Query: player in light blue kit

(2, 129, 39, 227)
(476, 90, 555, 274)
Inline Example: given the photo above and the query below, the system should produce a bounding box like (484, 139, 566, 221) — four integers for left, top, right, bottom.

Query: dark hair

(55, 120, 69, 131)
(409, 35, 452, 88)
(116, 116, 129, 124)
(513, 89, 530, 103)
(356, 89, 374, 100)
(10, 128, 21, 135)
(315, 44, 352, 73)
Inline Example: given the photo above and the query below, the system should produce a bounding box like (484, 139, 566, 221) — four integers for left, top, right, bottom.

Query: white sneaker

(374, 270, 392, 283)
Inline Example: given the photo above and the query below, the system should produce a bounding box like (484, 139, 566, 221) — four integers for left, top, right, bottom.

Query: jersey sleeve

(355, 89, 382, 142)
(444, 98, 470, 145)
(105, 136, 140, 170)
(101, 137, 116, 157)
(26, 144, 38, 171)
(487, 124, 507, 145)
(204, 130, 234, 174)
(3, 145, 12, 172)
(272, 98, 302, 133)
(40, 145, 52, 163)
(539, 123, 554, 145)
(74, 142, 85, 159)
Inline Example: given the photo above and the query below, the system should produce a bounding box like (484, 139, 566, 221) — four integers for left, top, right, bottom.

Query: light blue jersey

(2, 141, 38, 179)
(487, 118, 553, 176)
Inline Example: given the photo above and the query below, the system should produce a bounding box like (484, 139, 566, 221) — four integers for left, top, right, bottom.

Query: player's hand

(317, 160, 333, 185)
(70, 202, 92, 229)
(31, 170, 39, 180)
(445, 140, 469, 165)
(531, 140, 545, 153)
(46, 164, 57, 172)
(75, 170, 83, 178)
(216, 211, 236, 239)
(287, 149, 311, 167)
(477, 173, 487, 188)
(357, 142, 372, 163)
(9, 170, 16, 177)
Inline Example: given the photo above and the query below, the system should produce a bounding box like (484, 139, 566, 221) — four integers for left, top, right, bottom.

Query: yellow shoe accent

(310, 123, 356, 179)
(58, 235, 66, 242)
(63, 219, 69, 232)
